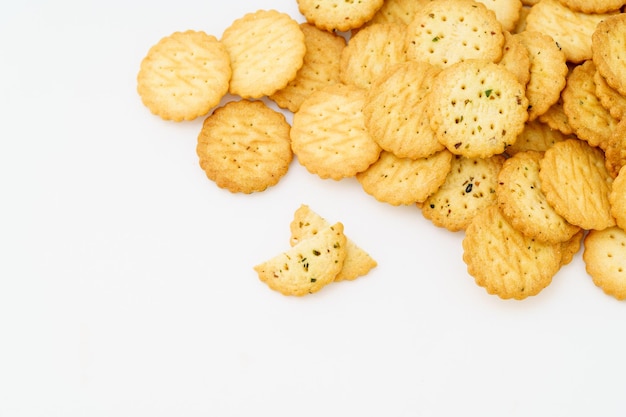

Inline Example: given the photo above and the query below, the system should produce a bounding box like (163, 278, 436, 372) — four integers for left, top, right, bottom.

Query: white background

(1, 1, 625, 416)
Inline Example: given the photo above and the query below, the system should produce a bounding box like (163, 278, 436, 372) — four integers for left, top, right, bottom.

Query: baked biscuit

(560, 229, 584, 266)
(290, 205, 377, 281)
(290, 83, 382, 180)
(557, 0, 625, 14)
(254, 223, 347, 296)
(364, 61, 443, 159)
(137, 30, 231, 122)
(427, 59, 528, 158)
(462, 205, 562, 300)
(605, 119, 626, 178)
(505, 120, 570, 156)
(221, 9, 305, 98)
(583, 226, 626, 300)
(270, 23, 345, 113)
(592, 13, 626, 97)
(404, 0, 505, 69)
(538, 94, 574, 136)
(475, 0, 523, 32)
(366, 0, 433, 26)
(196, 100, 292, 194)
(594, 68, 626, 122)
(297, 0, 384, 32)
(539, 139, 615, 231)
(498, 31, 531, 87)
(422, 154, 505, 232)
(609, 165, 626, 231)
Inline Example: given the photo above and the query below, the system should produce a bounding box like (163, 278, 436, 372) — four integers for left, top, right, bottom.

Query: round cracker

(427, 59, 529, 158)
(364, 61, 444, 159)
(475, 0, 523, 33)
(137, 30, 231, 122)
(583, 226, 626, 300)
(196, 100, 292, 194)
(605, 118, 626, 178)
(557, 0, 625, 14)
(297, 0, 384, 32)
(462, 205, 562, 300)
(592, 13, 626, 98)
(221, 9, 305, 99)
(290, 83, 382, 180)
(539, 139, 615, 231)
(594, 67, 626, 122)
(366, 0, 433, 26)
(506, 120, 571, 156)
(609, 165, 626, 231)
(498, 30, 531, 88)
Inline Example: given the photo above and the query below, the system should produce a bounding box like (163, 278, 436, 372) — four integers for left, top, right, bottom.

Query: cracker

(560, 229, 584, 266)
(196, 100, 292, 194)
(609, 165, 626, 231)
(525, 0, 615, 64)
(364, 61, 444, 160)
(498, 30, 531, 87)
(538, 93, 574, 136)
(221, 9, 305, 99)
(254, 223, 347, 296)
(137, 30, 231, 122)
(562, 60, 619, 151)
(594, 67, 626, 122)
(605, 119, 626, 178)
(427, 59, 529, 158)
(297, 0, 384, 32)
(462, 205, 562, 300)
(404, 0, 505, 69)
(422, 154, 505, 232)
(505, 120, 571, 156)
(289, 205, 377, 281)
(356, 150, 453, 205)
(513, 30, 568, 121)
(539, 139, 615, 230)
(583, 226, 626, 300)
(475, 0, 523, 32)
(270, 23, 345, 113)
(339, 23, 407, 89)
(592, 13, 626, 97)
(366, 0, 433, 26)
(496, 150, 581, 243)
(557, 0, 625, 14)
(290, 83, 382, 180)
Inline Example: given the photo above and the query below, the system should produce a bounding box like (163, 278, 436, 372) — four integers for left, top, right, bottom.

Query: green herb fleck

(485, 89, 493, 98)
(310, 278, 317, 283)
(432, 36, 440, 42)
(312, 249, 321, 256)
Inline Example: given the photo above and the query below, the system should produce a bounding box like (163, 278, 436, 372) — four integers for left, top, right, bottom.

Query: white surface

(0, 1, 625, 416)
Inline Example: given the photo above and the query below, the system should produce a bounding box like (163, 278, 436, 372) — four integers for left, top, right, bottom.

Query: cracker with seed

(558, 0, 625, 14)
(475, 0, 523, 32)
(609, 165, 626, 231)
(340, 23, 407, 89)
(562, 60, 618, 151)
(290, 205, 377, 281)
(421, 154, 505, 232)
(525, 0, 615, 64)
(404, 0, 505, 69)
(513, 30, 568, 121)
(505, 120, 571, 156)
(270, 23, 345, 113)
(605, 119, 626, 178)
(364, 61, 443, 160)
(290, 83, 382, 180)
(356, 150, 453, 205)
(497, 151, 581, 243)
(254, 223, 347, 296)
(221, 9, 305, 99)
(462, 205, 562, 300)
(539, 139, 615, 231)
(592, 13, 626, 98)
(583, 226, 626, 300)
(427, 59, 528, 158)
(594, 68, 626, 122)
(137, 30, 231, 122)
(196, 100, 292, 194)
(297, 0, 384, 32)
(498, 31, 531, 87)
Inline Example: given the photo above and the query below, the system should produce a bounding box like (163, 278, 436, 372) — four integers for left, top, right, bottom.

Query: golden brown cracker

(560, 229, 584, 266)
(254, 223, 347, 296)
(462, 205, 562, 300)
(422, 154, 505, 232)
(538, 94, 574, 136)
(583, 226, 626, 300)
(605, 119, 626, 178)
(221, 9, 305, 99)
(427, 59, 529, 158)
(356, 150, 453, 205)
(289, 205, 377, 281)
(557, 0, 625, 14)
(270, 23, 345, 113)
(366, 0, 433, 26)
(475, 0, 523, 32)
(196, 100, 292, 194)
(609, 165, 626, 231)
(364, 61, 444, 159)
(539, 139, 616, 230)
(592, 13, 626, 98)
(506, 120, 571, 156)
(137, 30, 231, 122)
(290, 83, 382, 180)
(498, 31, 531, 87)
(594, 67, 626, 121)
(297, 0, 385, 32)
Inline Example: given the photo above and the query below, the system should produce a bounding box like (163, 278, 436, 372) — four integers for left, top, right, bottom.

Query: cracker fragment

(583, 226, 626, 300)
(254, 223, 347, 296)
(290, 205, 377, 281)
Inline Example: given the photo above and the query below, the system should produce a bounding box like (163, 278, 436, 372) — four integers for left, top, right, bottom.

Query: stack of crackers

(137, 0, 626, 300)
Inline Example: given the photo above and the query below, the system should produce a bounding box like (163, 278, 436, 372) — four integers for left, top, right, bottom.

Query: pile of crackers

(137, 0, 626, 300)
